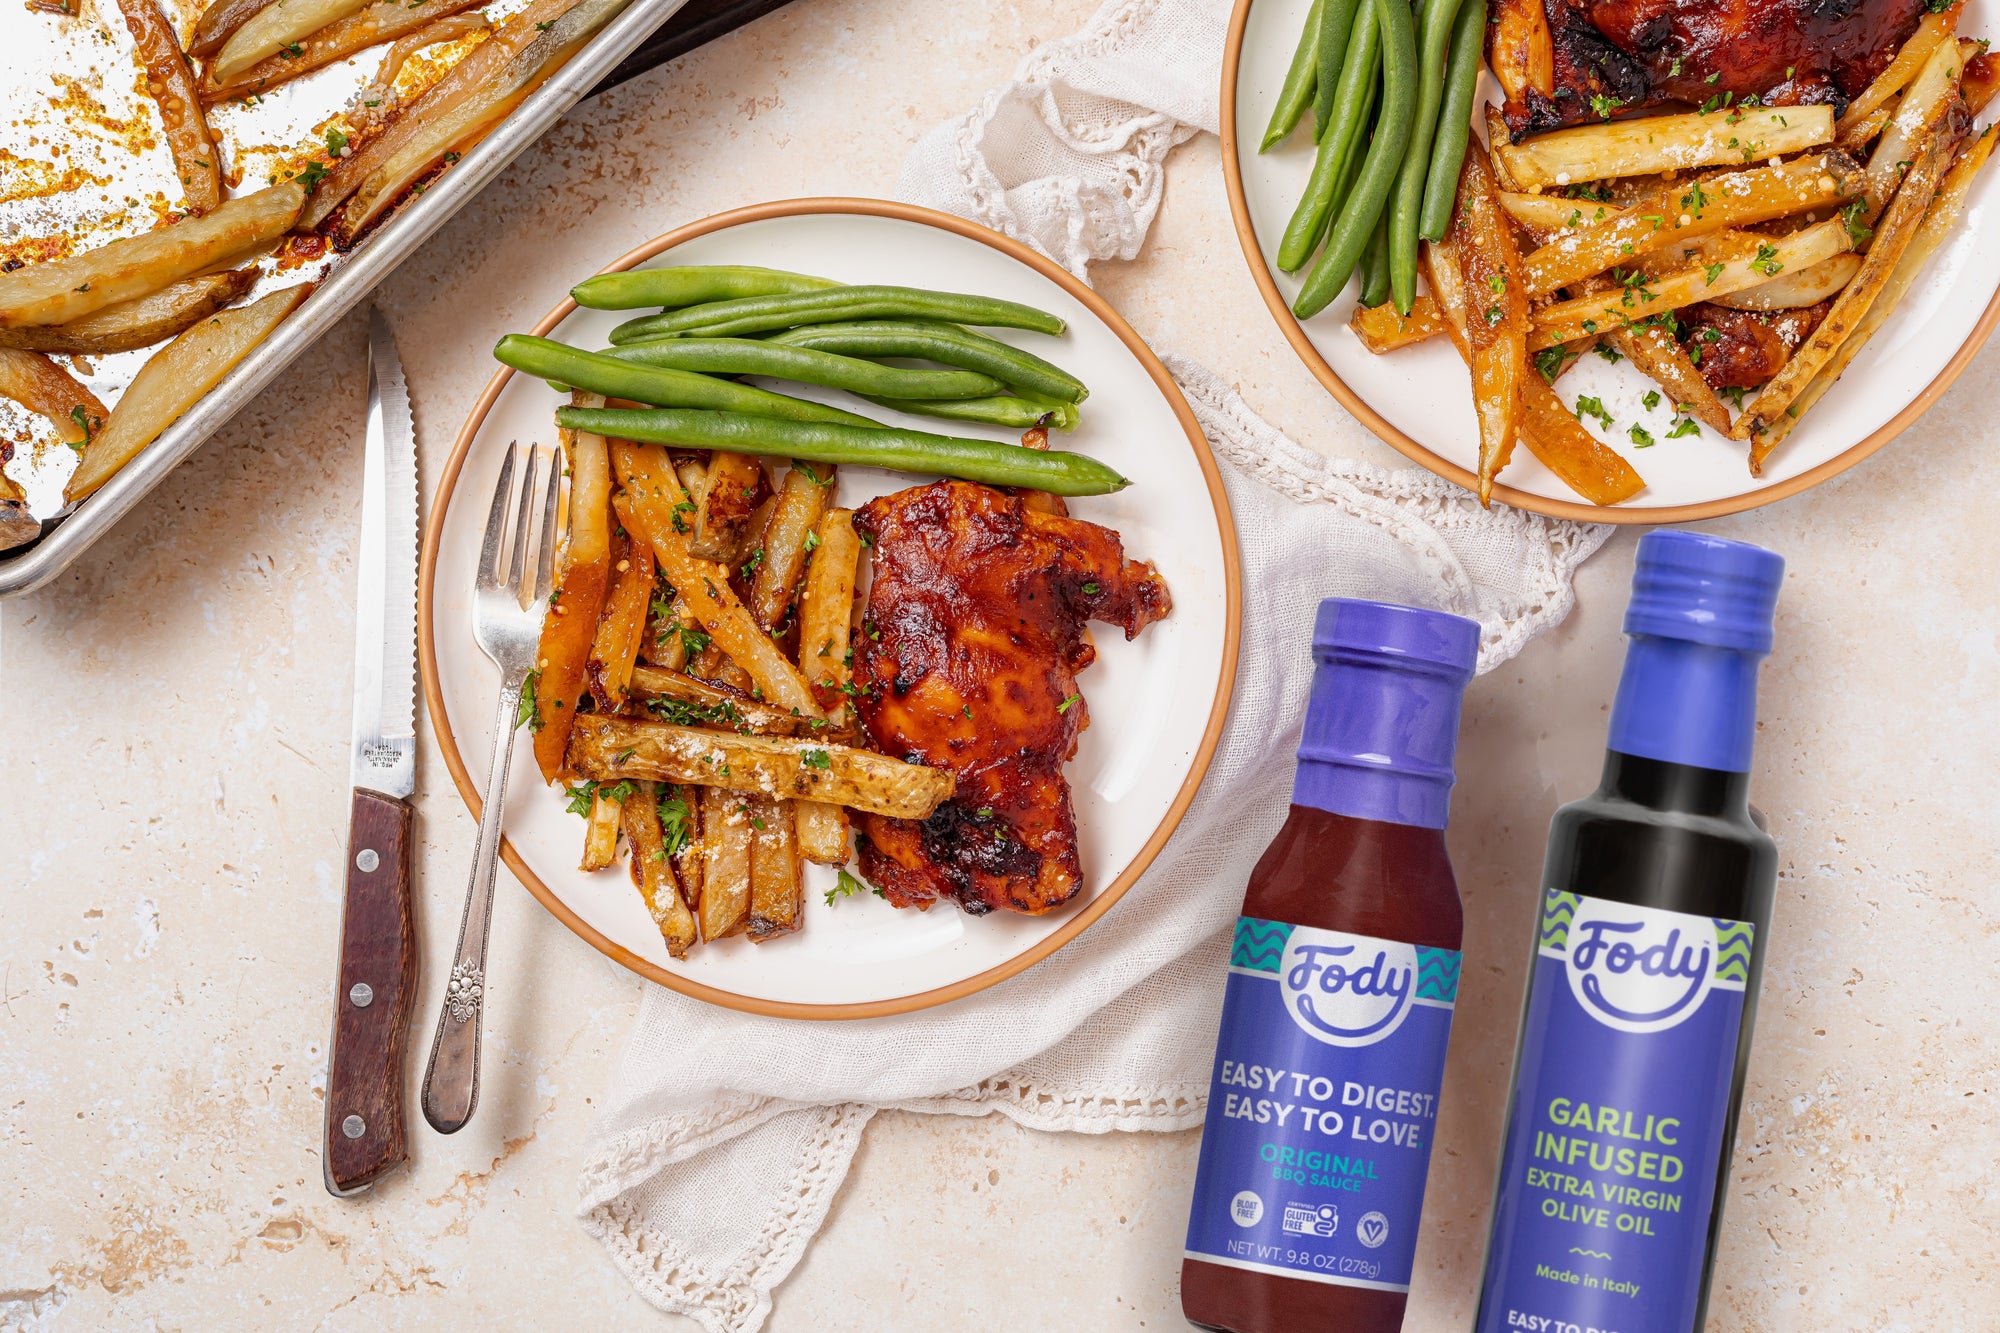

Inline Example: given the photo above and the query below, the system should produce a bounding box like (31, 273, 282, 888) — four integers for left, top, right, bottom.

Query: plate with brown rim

(418, 198, 1240, 1019)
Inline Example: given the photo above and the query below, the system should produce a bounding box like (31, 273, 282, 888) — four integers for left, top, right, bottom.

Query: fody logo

(1562, 898, 1718, 1034)
(1280, 927, 1418, 1048)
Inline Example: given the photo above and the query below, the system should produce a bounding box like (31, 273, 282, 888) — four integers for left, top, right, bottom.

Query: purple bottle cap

(1624, 529, 1784, 653)
(1293, 599, 1481, 830)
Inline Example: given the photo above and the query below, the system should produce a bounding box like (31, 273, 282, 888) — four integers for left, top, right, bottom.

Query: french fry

(568, 715, 955, 819)
(1493, 106, 1833, 191)
(622, 781, 697, 958)
(115, 0, 223, 216)
(1964, 48, 2000, 115)
(1451, 145, 1528, 504)
(642, 589, 697, 668)
(0, 185, 302, 330)
(191, 0, 277, 58)
(1838, 100, 1897, 152)
(0, 269, 258, 355)
(1604, 322, 1733, 437)
(0, 350, 106, 446)
(794, 801, 850, 865)
(1749, 123, 1994, 468)
(746, 795, 802, 941)
(531, 393, 614, 783)
(1710, 253, 1863, 310)
(749, 463, 833, 629)
(1836, 8, 1957, 144)
(1529, 217, 1853, 350)
(211, 0, 375, 83)
(628, 665, 811, 735)
(797, 507, 860, 722)
(1349, 297, 1448, 353)
(1519, 155, 1858, 299)
(609, 440, 823, 720)
(661, 784, 703, 913)
(697, 785, 751, 941)
(580, 785, 623, 871)
(202, 0, 486, 100)
(592, 504, 657, 711)
(691, 450, 764, 562)
(64, 283, 310, 502)
(1737, 103, 1963, 443)
(1861, 33, 1964, 223)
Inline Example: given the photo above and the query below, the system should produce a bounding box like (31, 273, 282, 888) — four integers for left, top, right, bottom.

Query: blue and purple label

(1184, 917, 1460, 1293)
(1476, 891, 1756, 1333)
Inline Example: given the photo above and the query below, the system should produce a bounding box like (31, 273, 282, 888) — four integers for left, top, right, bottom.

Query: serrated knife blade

(325, 307, 420, 1198)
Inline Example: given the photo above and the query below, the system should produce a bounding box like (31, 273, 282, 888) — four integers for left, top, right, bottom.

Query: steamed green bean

(493, 335, 877, 427)
(609, 286, 1067, 344)
(767, 320, 1088, 405)
(570, 266, 835, 311)
(603, 336, 1005, 399)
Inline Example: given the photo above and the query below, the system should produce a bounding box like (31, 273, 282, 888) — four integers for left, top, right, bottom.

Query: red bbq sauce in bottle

(1181, 598, 1480, 1333)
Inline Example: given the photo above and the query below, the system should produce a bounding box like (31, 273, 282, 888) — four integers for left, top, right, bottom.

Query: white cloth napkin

(578, 4, 1612, 1328)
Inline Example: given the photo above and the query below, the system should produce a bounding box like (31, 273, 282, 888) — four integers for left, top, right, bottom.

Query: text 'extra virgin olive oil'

(1475, 530, 1785, 1333)
(1182, 598, 1480, 1333)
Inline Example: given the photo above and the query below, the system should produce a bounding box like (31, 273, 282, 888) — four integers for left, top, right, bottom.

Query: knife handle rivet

(341, 1114, 367, 1140)
(356, 848, 380, 873)
(349, 982, 375, 1008)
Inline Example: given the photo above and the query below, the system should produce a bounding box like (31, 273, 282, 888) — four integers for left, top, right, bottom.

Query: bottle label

(1476, 891, 1756, 1333)
(1184, 917, 1460, 1293)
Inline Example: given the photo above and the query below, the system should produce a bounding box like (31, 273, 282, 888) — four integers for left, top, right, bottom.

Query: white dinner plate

(420, 199, 1240, 1019)
(1223, 0, 2000, 521)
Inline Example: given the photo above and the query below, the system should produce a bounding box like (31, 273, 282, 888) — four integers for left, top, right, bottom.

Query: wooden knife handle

(324, 787, 418, 1197)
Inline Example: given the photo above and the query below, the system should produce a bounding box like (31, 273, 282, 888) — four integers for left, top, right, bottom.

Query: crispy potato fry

(628, 665, 810, 735)
(697, 785, 751, 941)
(794, 801, 850, 865)
(1530, 218, 1853, 350)
(0, 349, 106, 445)
(691, 450, 764, 562)
(0, 185, 302, 330)
(1862, 33, 1964, 222)
(1836, 8, 1957, 144)
(1485, 106, 1526, 190)
(661, 783, 703, 913)
(1964, 48, 2000, 115)
(202, 0, 486, 99)
(1748, 123, 1993, 467)
(372, 13, 491, 94)
(64, 283, 309, 502)
(1839, 99, 1897, 152)
(569, 715, 955, 819)
(797, 507, 860, 723)
(1451, 145, 1528, 504)
(531, 394, 614, 783)
(1520, 155, 1858, 299)
(1606, 321, 1734, 436)
(1350, 297, 1449, 353)
(0, 269, 258, 355)
(580, 785, 623, 871)
(1709, 253, 1863, 310)
(610, 440, 824, 720)
(750, 463, 833, 629)
(621, 781, 697, 958)
(592, 507, 657, 711)
(116, 0, 222, 215)
(746, 795, 802, 941)
(1493, 106, 1833, 191)
(212, 0, 373, 83)
(1737, 102, 1963, 444)
(192, 0, 277, 58)
(642, 590, 698, 668)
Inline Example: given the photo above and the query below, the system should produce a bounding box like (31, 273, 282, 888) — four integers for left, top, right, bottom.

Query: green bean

(860, 393, 1080, 431)
(555, 407, 1130, 496)
(1388, 0, 1466, 312)
(570, 265, 835, 311)
(766, 320, 1089, 405)
(608, 286, 1067, 344)
(1358, 212, 1392, 307)
(602, 336, 1005, 399)
(493, 335, 878, 427)
(1293, 0, 1417, 319)
(1277, 0, 1380, 272)
(1314, 0, 1365, 140)
(1420, 0, 1485, 241)
(1327, 64, 1380, 223)
(1265, 0, 1326, 151)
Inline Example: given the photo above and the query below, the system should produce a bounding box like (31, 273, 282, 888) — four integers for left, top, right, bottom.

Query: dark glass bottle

(1182, 598, 1480, 1333)
(1474, 530, 1784, 1333)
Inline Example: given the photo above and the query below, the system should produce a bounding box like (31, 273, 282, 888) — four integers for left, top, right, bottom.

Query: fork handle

(420, 676, 524, 1134)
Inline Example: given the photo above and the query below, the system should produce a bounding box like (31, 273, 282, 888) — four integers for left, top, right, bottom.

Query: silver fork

(421, 443, 561, 1135)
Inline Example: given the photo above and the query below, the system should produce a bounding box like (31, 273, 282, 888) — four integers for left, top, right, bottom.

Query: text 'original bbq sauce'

(1182, 598, 1480, 1333)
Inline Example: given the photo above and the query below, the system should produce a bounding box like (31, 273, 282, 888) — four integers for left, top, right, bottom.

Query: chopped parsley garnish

(1574, 395, 1614, 430)
(1751, 243, 1783, 276)
(1841, 197, 1874, 248)
(824, 867, 882, 906)
(1056, 694, 1081, 714)
(1534, 345, 1579, 383)
(1629, 423, 1656, 449)
(1642, 389, 1662, 411)
(518, 669, 543, 731)
(563, 781, 598, 816)
(681, 626, 711, 658)
(1081, 581, 1100, 595)
(801, 748, 831, 770)
(657, 792, 693, 857)
(1589, 93, 1624, 121)
(1704, 261, 1726, 284)
(1667, 416, 1703, 439)
(1595, 344, 1624, 364)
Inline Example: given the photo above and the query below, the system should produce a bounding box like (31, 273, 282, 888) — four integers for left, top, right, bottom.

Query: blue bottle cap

(1625, 529, 1785, 653)
(1293, 599, 1480, 829)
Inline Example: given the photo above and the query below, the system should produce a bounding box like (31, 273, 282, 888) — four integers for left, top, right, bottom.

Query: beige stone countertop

(3, 0, 1997, 1327)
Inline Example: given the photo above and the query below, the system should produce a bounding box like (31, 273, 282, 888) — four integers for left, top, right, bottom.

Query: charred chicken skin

(1491, 0, 1929, 137)
(851, 480, 1171, 917)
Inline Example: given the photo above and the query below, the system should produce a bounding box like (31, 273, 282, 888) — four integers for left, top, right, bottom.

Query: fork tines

(477, 444, 563, 608)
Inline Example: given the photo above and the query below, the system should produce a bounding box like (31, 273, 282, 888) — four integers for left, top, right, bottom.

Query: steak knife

(325, 308, 421, 1198)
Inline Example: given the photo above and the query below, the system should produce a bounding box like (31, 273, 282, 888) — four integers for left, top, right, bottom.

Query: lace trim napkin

(579, 3, 1610, 1328)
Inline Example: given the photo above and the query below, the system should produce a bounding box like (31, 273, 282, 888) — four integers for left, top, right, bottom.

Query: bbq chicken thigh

(1492, 0, 1929, 136)
(851, 480, 1171, 917)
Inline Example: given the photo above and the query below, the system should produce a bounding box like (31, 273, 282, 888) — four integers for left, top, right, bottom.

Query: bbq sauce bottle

(1182, 598, 1480, 1333)
(1474, 530, 1784, 1333)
